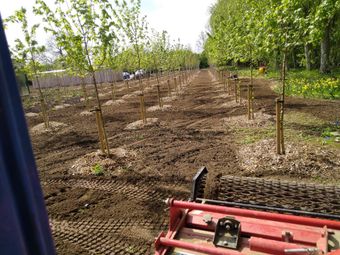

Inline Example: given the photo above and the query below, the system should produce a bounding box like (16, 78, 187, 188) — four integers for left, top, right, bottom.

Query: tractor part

(199, 169, 340, 219)
(213, 216, 241, 249)
(190, 166, 208, 201)
(155, 167, 340, 254)
(190, 168, 340, 220)
(155, 199, 340, 255)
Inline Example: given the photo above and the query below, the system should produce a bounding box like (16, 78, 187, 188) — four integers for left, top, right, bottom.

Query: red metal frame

(155, 199, 340, 255)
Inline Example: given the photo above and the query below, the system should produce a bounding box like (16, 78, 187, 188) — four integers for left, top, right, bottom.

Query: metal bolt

(203, 214, 213, 224)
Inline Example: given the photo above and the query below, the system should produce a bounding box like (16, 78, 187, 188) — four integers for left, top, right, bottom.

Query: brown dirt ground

(25, 70, 340, 254)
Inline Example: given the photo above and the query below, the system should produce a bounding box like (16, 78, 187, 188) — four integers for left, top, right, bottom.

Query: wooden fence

(32, 69, 123, 89)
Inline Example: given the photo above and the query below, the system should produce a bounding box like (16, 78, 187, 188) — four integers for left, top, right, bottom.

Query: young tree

(262, 0, 304, 154)
(242, 0, 269, 120)
(146, 30, 170, 107)
(115, 0, 148, 91)
(102, 5, 122, 102)
(205, 0, 311, 154)
(206, 0, 259, 118)
(35, 0, 118, 156)
(114, 47, 139, 72)
(5, 7, 49, 128)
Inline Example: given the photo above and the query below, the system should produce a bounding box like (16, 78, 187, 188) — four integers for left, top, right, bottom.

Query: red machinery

(155, 167, 340, 255)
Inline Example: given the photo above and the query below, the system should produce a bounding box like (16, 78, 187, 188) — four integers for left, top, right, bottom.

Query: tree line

(204, 0, 340, 73)
(4, 0, 199, 156)
(5, 0, 199, 82)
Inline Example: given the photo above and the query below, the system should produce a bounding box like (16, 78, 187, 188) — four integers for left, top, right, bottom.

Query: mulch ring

(70, 148, 137, 176)
(238, 138, 340, 181)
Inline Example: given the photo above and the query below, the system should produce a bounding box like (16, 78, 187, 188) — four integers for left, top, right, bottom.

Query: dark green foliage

(205, 0, 340, 74)
(199, 53, 209, 69)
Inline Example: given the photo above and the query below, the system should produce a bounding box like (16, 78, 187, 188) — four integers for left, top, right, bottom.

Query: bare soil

(25, 70, 340, 254)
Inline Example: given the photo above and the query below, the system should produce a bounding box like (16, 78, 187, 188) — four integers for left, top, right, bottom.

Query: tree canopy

(5, 0, 199, 79)
(204, 0, 340, 73)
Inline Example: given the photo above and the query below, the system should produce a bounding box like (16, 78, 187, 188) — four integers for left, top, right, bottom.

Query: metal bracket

(190, 166, 208, 201)
(213, 216, 240, 249)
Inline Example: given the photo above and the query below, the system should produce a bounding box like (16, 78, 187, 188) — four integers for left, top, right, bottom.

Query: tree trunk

(34, 73, 49, 128)
(24, 74, 31, 94)
(304, 43, 311, 71)
(291, 48, 297, 69)
(281, 50, 287, 151)
(320, 23, 331, 73)
(92, 72, 110, 156)
(111, 80, 116, 101)
(274, 50, 280, 71)
(81, 77, 89, 107)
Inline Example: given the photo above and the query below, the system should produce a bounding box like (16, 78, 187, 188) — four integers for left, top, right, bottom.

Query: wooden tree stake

(179, 76, 182, 90)
(224, 78, 227, 93)
(247, 84, 254, 120)
(40, 97, 49, 129)
(275, 98, 284, 154)
(174, 77, 179, 95)
(100, 110, 110, 156)
(234, 79, 238, 103)
(248, 65, 255, 120)
(227, 78, 231, 95)
(167, 79, 171, 97)
(157, 84, 163, 108)
(91, 73, 110, 157)
(238, 79, 242, 104)
(139, 93, 146, 123)
(125, 80, 130, 93)
(81, 78, 89, 107)
(36, 76, 49, 129)
(94, 108, 105, 153)
(111, 81, 116, 101)
(138, 77, 144, 92)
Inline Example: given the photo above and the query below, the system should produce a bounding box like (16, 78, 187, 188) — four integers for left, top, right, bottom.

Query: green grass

(219, 66, 340, 100)
(276, 76, 340, 100)
(284, 111, 340, 149)
(92, 163, 104, 176)
(125, 246, 139, 253)
(218, 66, 340, 100)
(267, 69, 340, 80)
(225, 66, 340, 78)
(231, 111, 340, 149)
(234, 126, 276, 145)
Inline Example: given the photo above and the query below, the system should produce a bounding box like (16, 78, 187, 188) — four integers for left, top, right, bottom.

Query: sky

(0, 0, 215, 53)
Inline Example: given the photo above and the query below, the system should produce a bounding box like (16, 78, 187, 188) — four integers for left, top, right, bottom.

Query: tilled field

(26, 70, 340, 254)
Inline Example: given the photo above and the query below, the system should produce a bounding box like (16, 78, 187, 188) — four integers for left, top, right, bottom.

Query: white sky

(1, 0, 215, 53)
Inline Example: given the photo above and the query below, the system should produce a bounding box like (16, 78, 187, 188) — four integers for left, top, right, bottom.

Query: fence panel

(32, 70, 123, 89)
